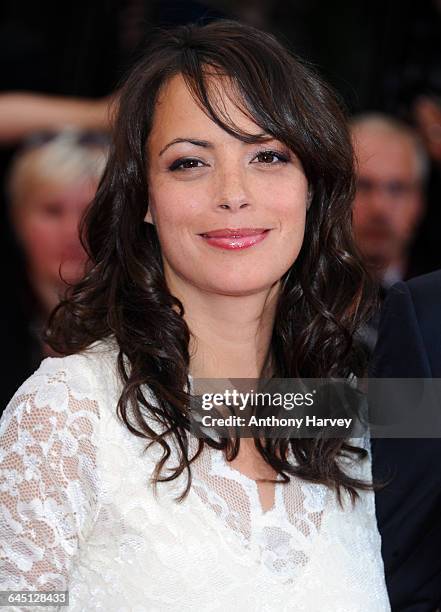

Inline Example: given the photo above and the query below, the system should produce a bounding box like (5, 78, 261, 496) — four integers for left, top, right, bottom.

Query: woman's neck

(168, 276, 280, 379)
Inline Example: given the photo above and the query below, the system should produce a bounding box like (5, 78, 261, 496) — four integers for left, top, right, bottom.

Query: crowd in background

(1, 0, 441, 410)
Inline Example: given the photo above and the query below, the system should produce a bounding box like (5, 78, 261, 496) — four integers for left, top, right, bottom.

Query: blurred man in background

(351, 114, 428, 288)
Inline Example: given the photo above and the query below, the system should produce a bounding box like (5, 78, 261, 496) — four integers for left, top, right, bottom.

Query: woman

(0, 20, 390, 610)
(0, 130, 108, 414)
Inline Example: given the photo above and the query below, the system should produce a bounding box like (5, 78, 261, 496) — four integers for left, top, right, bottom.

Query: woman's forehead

(149, 72, 264, 143)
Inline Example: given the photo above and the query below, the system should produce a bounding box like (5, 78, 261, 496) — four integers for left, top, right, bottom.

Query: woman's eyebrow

(159, 138, 212, 156)
(158, 133, 275, 156)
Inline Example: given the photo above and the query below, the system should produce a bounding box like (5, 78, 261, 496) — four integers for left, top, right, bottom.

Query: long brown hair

(46, 20, 374, 503)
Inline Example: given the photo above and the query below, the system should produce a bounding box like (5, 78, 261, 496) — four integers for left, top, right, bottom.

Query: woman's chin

(201, 277, 281, 297)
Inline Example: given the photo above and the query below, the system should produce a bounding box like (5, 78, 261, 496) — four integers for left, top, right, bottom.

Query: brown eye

(169, 158, 206, 171)
(252, 150, 289, 165)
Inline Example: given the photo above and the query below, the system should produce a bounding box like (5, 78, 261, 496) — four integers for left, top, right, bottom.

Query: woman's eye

(252, 150, 289, 165)
(168, 158, 206, 171)
(42, 203, 64, 218)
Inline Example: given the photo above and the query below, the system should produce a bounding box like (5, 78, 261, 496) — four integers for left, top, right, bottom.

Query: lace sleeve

(0, 356, 100, 606)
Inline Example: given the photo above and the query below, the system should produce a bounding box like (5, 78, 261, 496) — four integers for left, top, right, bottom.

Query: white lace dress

(0, 340, 390, 611)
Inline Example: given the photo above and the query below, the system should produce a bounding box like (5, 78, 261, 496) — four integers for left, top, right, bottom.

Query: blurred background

(2, 0, 441, 408)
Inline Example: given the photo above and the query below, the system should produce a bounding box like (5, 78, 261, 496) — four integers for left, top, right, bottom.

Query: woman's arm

(0, 357, 101, 608)
(0, 93, 114, 144)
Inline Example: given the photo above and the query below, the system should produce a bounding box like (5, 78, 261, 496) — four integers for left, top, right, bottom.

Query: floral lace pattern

(190, 444, 329, 582)
(0, 341, 391, 611)
(0, 359, 100, 611)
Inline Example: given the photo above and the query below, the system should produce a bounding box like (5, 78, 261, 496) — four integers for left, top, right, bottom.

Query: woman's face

(146, 73, 309, 297)
(13, 178, 94, 286)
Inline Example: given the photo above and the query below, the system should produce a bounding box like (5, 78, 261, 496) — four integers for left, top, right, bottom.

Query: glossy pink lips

(199, 228, 270, 250)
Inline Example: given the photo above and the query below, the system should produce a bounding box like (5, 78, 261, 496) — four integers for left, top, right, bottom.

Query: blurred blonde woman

(5, 129, 108, 372)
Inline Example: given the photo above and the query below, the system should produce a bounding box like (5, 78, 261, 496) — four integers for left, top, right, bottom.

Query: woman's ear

(306, 186, 314, 211)
(144, 205, 155, 225)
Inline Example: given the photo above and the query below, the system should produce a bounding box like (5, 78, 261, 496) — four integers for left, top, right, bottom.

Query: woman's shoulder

(2, 337, 121, 423)
(35, 336, 118, 383)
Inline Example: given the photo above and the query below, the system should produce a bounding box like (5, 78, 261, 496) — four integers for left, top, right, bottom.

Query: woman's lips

(199, 228, 270, 250)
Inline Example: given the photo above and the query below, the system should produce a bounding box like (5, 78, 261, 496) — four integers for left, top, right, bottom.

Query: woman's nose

(217, 200, 250, 210)
(214, 165, 251, 211)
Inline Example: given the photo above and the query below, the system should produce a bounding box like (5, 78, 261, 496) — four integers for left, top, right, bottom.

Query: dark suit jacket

(370, 270, 441, 611)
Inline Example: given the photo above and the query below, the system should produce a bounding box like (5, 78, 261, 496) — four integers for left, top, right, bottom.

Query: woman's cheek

(21, 218, 61, 263)
(256, 174, 307, 206)
(155, 187, 207, 228)
(33, 217, 61, 246)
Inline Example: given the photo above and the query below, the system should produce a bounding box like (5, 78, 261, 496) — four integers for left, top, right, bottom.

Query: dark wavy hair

(46, 20, 375, 503)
